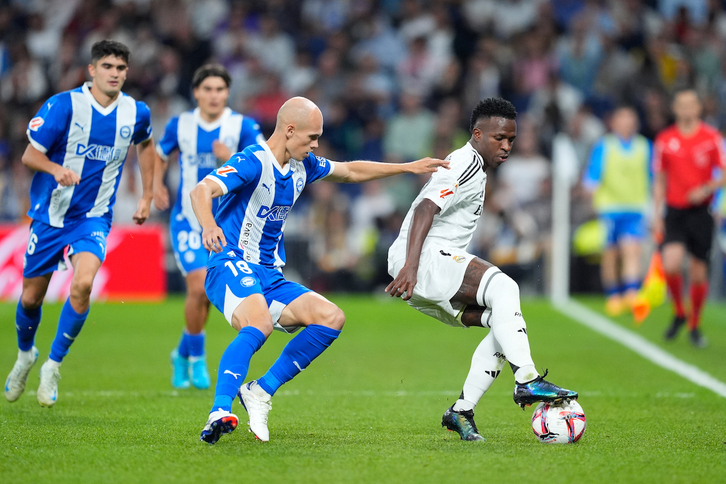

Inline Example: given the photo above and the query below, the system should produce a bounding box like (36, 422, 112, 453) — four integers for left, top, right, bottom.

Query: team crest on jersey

(29, 117, 44, 131)
(453, 255, 466, 263)
(668, 138, 680, 152)
(120, 126, 132, 139)
(216, 165, 238, 177)
(296, 178, 304, 193)
(241, 277, 256, 287)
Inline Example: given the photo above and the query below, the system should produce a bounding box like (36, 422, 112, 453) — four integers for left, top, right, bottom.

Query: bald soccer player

(191, 97, 448, 444)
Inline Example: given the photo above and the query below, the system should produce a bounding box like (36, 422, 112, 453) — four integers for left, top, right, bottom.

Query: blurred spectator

(383, 92, 435, 162)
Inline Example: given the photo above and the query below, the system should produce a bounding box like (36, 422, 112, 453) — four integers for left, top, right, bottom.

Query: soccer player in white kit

(386, 98, 578, 441)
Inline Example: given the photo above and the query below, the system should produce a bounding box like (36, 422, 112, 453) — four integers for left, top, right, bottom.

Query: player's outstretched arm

(326, 157, 449, 184)
(22, 145, 81, 186)
(385, 199, 440, 300)
(190, 179, 226, 253)
(153, 152, 170, 211)
(133, 138, 156, 225)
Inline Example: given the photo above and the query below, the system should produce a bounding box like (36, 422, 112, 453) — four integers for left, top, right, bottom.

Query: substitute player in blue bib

(154, 64, 263, 390)
(191, 97, 449, 444)
(4, 40, 155, 407)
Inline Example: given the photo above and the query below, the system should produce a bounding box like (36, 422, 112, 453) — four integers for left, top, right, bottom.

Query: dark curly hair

(469, 98, 517, 132)
(91, 40, 130, 64)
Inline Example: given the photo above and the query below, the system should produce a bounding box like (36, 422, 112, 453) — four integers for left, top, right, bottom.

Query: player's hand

(54, 167, 81, 186)
(133, 197, 152, 225)
(687, 185, 710, 205)
(153, 184, 170, 211)
(385, 264, 417, 301)
(202, 225, 226, 253)
(212, 140, 232, 163)
(407, 157, 450, 175)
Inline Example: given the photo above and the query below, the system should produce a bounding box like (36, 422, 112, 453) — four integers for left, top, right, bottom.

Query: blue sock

(257, 324, 341, 396)
(49, 299, 89, 363)
(16, 301, 42, 351)
(604, 284, 620, 298)
(211, 326, 266, 413)
(177, 332, 190, 358)
(622, 279, 641, 293)
(187, 332, 205, 357)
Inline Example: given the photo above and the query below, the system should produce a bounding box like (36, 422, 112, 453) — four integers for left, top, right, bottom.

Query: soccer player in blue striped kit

(4, 40, 155, 407)
(191, 97, 448, 444)
(154, 64, 264, 390)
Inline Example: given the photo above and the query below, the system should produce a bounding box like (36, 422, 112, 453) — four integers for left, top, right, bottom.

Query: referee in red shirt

(653, 89, 726, 347)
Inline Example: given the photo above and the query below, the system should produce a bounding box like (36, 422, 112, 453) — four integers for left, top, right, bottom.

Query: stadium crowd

(1, 0, 725, 293)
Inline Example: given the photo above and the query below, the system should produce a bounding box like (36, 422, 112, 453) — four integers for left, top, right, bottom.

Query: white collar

(82, 82, 121, 116)
(194, 107, 231, 131)
(259, 140, 289, 175)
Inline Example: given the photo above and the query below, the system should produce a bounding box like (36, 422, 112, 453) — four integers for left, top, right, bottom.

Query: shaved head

(268, 96, 324, 162)
(276, 97, 323, 133)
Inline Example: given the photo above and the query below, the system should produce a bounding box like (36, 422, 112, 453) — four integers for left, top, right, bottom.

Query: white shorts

(388, 245, 476, 328)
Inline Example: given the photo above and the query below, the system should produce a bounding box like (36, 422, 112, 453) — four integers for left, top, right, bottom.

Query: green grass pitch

(1, 295, 725, 483)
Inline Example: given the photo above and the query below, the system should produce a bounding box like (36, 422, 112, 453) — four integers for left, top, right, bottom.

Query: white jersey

(389, 141, 486, 263)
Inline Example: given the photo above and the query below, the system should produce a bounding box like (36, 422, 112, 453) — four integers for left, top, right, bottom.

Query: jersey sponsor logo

(75, 144, 123, 162)
(29, 117, 44, 131)
(183, 153, 218, 168)
(439, 188, 454, 199)
(216, 165, 238, 177)
(241, 276, 256, 287)
(316, 156, 327, 167)
(120, 125, 132, 139)
(257, 205, 290, 222)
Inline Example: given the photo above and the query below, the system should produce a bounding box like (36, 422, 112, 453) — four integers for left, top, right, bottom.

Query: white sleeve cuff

(26, 131, 48, 153)
(155, 144, 169, 161)
(206, 175, 228, 195)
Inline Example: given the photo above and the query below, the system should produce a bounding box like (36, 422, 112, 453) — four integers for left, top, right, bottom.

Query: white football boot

(200, 409, 239, 444)
(4, 347, 39, 402)
(238, 381, 272, 441)
(37, 359, 61, 407)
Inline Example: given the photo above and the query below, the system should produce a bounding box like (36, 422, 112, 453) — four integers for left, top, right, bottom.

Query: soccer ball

(531, 400, 586, 444)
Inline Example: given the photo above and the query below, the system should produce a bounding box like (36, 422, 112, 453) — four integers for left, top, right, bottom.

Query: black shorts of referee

(663, 204, 714, 262)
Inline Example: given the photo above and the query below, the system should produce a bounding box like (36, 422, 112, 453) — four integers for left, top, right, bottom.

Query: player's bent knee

(70, 277, 94, 302)
(477, 268, 519, 308)
(316, 304, 345, 330)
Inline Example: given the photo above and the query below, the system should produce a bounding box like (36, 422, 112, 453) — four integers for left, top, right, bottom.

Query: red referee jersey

(653, 122, 726, 209)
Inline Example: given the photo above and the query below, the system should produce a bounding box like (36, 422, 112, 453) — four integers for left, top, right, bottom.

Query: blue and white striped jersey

(206, 141, 334, 269)
(26, 82, 152, 227)
(156, 107, 263, 230)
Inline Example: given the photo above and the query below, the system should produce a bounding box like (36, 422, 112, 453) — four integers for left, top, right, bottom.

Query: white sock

(453, 330, 505, 412)
(18, 349, 35, 365)
(476, 269, 538, 385)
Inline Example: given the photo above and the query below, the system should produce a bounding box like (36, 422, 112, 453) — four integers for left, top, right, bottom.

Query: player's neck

(676, 119, 700, 136)
(89, 84, 120, 108)
(265, 134, 291, 167)
(199, 109, 223, 124)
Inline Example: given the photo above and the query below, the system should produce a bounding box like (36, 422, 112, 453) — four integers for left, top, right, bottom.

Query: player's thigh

(185, 267, 208, 301)
(204, 261, 273, 334)
(278, 292, 345, 330)
(452, 257, 497, 305)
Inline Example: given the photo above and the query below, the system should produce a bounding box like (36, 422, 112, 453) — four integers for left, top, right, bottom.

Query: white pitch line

(555, 299, 726, 398)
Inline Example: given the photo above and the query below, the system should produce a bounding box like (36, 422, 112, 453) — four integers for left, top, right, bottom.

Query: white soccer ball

(531, 400, 586, 444)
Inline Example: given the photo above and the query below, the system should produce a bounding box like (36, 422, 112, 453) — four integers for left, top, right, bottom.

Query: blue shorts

(205, 254, 309, 334)
(170, 212, 208, 276)
(600, 212, 645, 247)
(23, 218, 111, 278)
